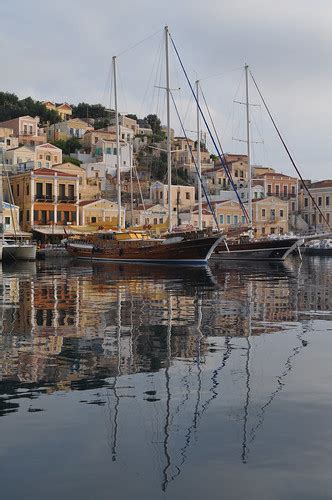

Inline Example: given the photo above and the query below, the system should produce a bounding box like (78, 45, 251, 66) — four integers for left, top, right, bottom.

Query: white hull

(3, 244, 37, 261)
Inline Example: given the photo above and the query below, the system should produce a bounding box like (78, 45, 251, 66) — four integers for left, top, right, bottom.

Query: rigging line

(250, 70, 331, 230)
(169, 91, 220, 231)
(140, 32, 164, 118)
(199, 66, 243, 82)
(169, 34, 250, 222)
(116, 28, 162, 58)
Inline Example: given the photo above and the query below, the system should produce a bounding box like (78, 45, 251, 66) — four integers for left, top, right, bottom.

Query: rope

(169, 33, 250, 222)
(169, 92, 220, 231)
(116, 29, 162, 58)
(250, 70, 331, 230)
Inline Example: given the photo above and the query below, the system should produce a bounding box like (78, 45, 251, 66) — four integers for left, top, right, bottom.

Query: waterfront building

(82, 130, 116, 152)
(6, 167, 80, 230)
(179, 207, 215, 229)
(254, 172, 299, 214)
(51, 162, 101, 201)
(150, 181, 196, 212)
(78, 198, 124, 226)
(298, 179, 332, 231)
(215, 200, 247, 229)
(3, 145, 35, 170)
(252, 196, 289, 237)
(130, 203, 168, 227)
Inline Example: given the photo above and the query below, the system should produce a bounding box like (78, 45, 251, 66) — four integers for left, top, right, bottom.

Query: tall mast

(0, 155, 3, 243)
(165, 25, 172, 233)
(129, 137, 134, 226)
(245, 64, 252, 228)
(196, 80, 202, 230)
(113, 55, 122, 230)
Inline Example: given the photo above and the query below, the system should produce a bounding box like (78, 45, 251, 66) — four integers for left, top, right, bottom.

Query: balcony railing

(34, 195, 77, 203)
(58, 196, 77, 203)
(34, 195, 55, 202)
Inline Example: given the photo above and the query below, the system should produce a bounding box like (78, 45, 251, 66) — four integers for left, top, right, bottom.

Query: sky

(1, 0, 331, 179)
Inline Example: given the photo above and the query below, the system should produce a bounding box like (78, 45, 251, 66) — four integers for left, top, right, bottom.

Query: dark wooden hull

(302, 247, 332, 256)
(212, 237, 302, 261)
(66, 235, 222, 265)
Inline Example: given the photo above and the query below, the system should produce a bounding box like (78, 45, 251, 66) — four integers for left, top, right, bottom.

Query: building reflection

(0, 258, 332, 388)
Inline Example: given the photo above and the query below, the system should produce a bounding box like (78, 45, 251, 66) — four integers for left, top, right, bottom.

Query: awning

(32, 227, 81, 236)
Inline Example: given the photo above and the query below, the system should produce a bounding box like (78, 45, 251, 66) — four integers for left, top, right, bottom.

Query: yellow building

(252, 196, 289, 237)
(43, 101, 72, 121)
(79, 199, 124, 226)
(150, 181, 196, 212)
(35, 143, 62, 169)
(6, 168, 80, 231)
(51, 162, 101, 201)
(215, 200, 247, 229)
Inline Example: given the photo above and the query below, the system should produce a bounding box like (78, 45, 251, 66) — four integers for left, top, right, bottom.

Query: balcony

(34, 195, 55, 202)
(58, 196, 77, 203)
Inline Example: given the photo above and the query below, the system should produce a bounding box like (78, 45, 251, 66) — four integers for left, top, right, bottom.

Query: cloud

(1, 0, 331, 178)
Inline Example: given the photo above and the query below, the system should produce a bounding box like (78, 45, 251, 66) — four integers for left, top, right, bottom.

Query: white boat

(3, 240, 37, 261)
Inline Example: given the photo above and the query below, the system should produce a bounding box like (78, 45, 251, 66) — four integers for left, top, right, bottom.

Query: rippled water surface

(0, 257, 332, 499)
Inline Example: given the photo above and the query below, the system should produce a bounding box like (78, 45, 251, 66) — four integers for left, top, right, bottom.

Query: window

(262, 209, 266, 218)
(72, 212, 76, 222)
(275, 185, 280, 196)
(291, 186, 296, 195)
(186, 192, 190, 200)
(219, 214, 224, 224)
(46, 155, 51, 161)
(326, 196, 330, 207)
(283, 185, 288, 196)
(70, 128, 74, 135)
(46, 162, 49, 168)
(270, 227, 276, 234)
(26, 210, 30, 222)
(234, 170, 238, 177)
(234, 215, 239, 225)
(159, 191, 163, 199)
(291, 202, 295, 212)
(49, 211, 54, 222)
(36, 183, 43, 198)
(26, 184, 29, 195)
(319, 214, 322, 224)
(270, 209, 276, 221)
(262, 227, 266, 235)
(5, 217, 10, 225)
(226, 215, 231, 224)
(154, 218, 158, 225)
(304, 197, 308, 207)
(327, 213, 330, 223)
(34, 210, 39, 222)
(38, 162, 42, 168)
(241, 216, 246, 224)
(29, 125, 33, 134)
(16, 184, 19, 196)
(279, 209, 284, 217)
(304, 214, 309, 223)
(91, 217, 96, 223)
(106, 147, 112, 154)
(64, 211, 70, 223)
(267, 184, 272, 195)
(54, 156, 57, 162)
(159, 218, 163, 223)
(318, 196, 322, 207)
(240, 170, 244, 178)
(280, 227, 284, 235)
(41, 210, 47, 223)
(39, 155, 43, 160)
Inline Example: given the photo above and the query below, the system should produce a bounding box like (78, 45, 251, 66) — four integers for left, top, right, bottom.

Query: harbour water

(0, 257, 332, 499)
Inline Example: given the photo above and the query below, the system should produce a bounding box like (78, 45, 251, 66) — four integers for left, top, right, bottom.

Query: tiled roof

(309, 180, 332, 188)
(33, 168, 76, 177)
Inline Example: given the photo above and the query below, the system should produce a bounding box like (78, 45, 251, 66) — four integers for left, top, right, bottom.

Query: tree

(145, 114, 161, 135)
(52, 137, 81, 155)
(62, 156, 81, 166)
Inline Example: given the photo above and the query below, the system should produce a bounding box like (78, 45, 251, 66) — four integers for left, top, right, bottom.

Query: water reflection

(0, 257, 332, 498)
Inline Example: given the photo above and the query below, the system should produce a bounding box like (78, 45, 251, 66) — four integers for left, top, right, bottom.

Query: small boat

(212, 235, 303, 261)
(66, 230, 222, 265)
(3, 240, 37, 261)
(303, 238, 332, 256)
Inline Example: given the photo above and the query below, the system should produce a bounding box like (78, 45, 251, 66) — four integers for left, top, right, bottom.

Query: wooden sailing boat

(66, 26, 222, 265)
(211, 64, 303, 261)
